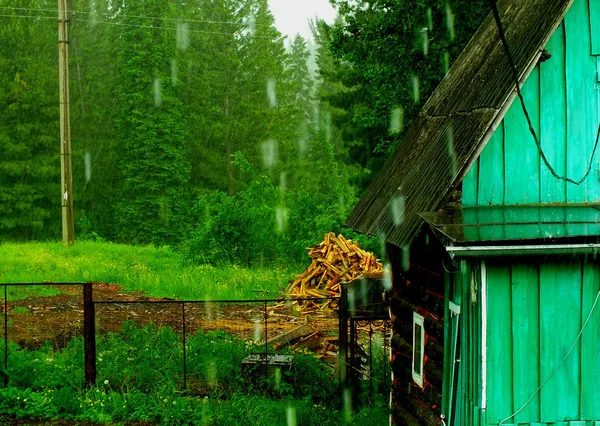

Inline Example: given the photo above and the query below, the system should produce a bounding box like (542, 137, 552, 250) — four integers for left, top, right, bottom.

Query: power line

(0, 13, 56, 21)
(72, 17, 276, 39)
(489, 0, 600, 186)
(0, 9, 278, 39)
(0, 5, 273, 29)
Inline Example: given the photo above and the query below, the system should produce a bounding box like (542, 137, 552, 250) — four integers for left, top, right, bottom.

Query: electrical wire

(498, 286, 600, 425)
(489, 0, 600, 186)
(0, 13, 56, 21)
(0, 5, 273, 29)
(0, 12, 276, 39)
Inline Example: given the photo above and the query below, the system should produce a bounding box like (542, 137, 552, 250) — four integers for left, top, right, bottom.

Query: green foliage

(0, 323, 393, 425)
(325, 0, 488, 179)
(186, 147, 370, 266)
(0, 241, 294, 300)
(113, 0, 191, 246)
(0, 1, 60, 240)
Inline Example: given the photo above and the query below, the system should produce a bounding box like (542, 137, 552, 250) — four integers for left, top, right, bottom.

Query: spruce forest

(0, 0, 486, 266)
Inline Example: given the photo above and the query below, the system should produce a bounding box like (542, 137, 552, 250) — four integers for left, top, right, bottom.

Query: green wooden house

(346, 0, 600, 425)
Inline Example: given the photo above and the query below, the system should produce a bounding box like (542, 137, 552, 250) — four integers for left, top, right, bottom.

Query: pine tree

(0, 1, 60, 240)
(113, 0, 191, 245)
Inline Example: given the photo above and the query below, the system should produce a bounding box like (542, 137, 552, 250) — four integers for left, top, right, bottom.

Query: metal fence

(0, 282, 391, 409)
(0, 282, 91, 387)
(92, 298, 342, 394)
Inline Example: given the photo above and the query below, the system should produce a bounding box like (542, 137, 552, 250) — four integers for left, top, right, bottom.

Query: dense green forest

(0, 0, 486, 266)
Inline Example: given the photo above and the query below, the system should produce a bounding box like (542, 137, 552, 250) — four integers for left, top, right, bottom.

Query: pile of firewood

(277, 232, 384, 314)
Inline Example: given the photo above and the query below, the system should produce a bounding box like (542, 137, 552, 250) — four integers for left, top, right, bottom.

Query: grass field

(0, 242, 299, 300)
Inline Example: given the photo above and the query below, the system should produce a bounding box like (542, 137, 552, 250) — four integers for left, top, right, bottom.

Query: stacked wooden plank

(281, 232, 384, 313)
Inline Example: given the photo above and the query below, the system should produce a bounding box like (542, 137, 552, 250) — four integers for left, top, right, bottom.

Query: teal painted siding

(463, 0, 600, 206)
(485, 260, 600, 426)
(442, 261, 483, 426)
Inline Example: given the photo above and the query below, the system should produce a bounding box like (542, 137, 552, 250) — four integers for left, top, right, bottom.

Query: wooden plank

(511, 264, 540, 423)
(565, 0, 599, 202)
(486, 263, 513, 424)
(540, 263, 582, 422)
(477, 123, 504, 206)
(590, 0, 600, 54)
(266, 323, 313, 346)
(504, 67, 540, 205)
(462, 157, 479, 207)
(540, 22, 567, 204)
(580, 262, 600, 419)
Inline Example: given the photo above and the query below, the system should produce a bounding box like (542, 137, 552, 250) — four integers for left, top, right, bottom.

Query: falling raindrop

(262, 139, 278, 169)
(89, 0, 97, 26)
(170, 59, 177, 86)
(446, 3, 455, 41)
(177, 21, 190, 50)
(84, 151, 92, 182)
(446, 126, 457, 177)
(298, 122, 309, 157)
(153, 78, 162, 108)
(417, 27, 429, 56)
(443, 52, 450, 76)
(253, 320, 262, 341)
(266, 78, 277, 108)
(389, 106, 404, 135)
(206, 360, 217, 388)
(391, 195, 405, 226)
(383, 264, 392, 291)
(411, 75, 420, 104)
(275, 207, 289, 234)
(246, 13, 256, 37)
(348, 286, 356, 316)
(427, 7, 433, 31)
(401, 245, 410, 271)
(323, 110, 332, 143)
(279, 172, 286, 195)
(286, 406, 297, 426)
(205, 300, 214, 321)
(157, 196, 169, 223)
(274, 368, 282, 392)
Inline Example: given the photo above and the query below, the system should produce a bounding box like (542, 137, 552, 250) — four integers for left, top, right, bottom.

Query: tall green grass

(0, 242, 298, 300)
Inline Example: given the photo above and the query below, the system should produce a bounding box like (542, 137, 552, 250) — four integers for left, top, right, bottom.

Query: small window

(412, 312, 425, 387)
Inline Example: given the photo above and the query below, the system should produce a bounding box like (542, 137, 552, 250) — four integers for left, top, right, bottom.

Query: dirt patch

(6, 283, 338, 349)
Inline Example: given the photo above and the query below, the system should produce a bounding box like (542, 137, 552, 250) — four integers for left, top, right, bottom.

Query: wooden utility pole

(58, 0, 74, 245)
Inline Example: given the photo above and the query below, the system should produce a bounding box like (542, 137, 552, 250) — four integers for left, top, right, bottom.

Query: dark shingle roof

(345, 0, 573, 248)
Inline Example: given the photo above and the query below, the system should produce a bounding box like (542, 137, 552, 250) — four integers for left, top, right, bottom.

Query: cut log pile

(275, 232, 384, 314)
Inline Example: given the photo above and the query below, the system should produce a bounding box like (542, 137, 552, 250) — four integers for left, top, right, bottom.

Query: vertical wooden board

(590, 0, 600, 55)
(540, 263, 582, 422)
(540, 23, 567, 203)
(486, 264, 513, 424)
(463, 158, 479, 207)
(442, 273, 452, 418)
(478, 123, 505, 206)
(511, 264, 541, 424)
(580, 262, 600, 419)
(504, 67, 541, 205)
(565, 0, 600, 202)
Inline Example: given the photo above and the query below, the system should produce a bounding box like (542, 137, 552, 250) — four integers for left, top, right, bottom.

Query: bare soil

(6, 283, 338, 350)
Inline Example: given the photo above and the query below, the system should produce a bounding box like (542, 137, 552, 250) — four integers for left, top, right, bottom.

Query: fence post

(182, 302, 187, 392)
(339, 282, 349, 400)
(3, 285, 7, 387)
(83, 282, 96, 387)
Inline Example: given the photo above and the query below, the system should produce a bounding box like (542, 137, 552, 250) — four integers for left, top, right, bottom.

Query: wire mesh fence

(93, 298, 342, 395)
(0, 282, 391, 410)
(0, 282, 87, 388)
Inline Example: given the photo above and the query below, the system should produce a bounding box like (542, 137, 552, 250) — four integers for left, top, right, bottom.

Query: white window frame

(412, 311, 425, 388)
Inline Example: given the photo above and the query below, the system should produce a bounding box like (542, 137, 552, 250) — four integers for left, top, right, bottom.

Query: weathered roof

(345, 0, 574, 248)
